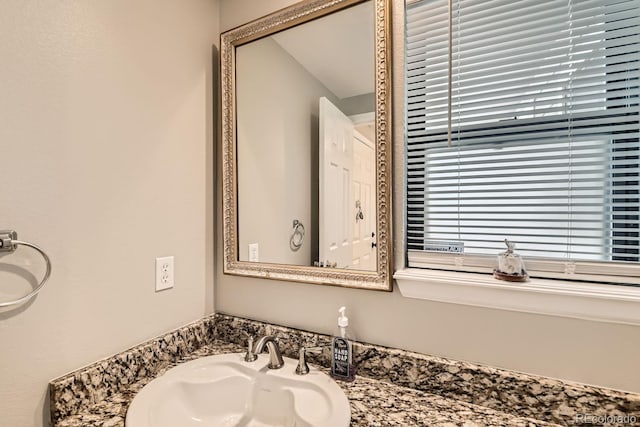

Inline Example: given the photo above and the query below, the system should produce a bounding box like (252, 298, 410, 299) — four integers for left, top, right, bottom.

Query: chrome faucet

(251, 335, 284, 369)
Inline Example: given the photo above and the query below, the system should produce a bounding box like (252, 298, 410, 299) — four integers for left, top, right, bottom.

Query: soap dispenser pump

(338, 306, 349, 337)
(331, 306, 356, 381)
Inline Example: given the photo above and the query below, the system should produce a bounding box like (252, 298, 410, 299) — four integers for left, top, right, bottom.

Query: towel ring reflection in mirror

(290, 220, 305, 252)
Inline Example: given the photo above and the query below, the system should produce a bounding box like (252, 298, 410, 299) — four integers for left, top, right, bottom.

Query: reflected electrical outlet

(248, 243, 259, 262)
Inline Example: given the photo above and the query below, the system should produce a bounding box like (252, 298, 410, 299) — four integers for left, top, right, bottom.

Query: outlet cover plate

(248, 243, 259, 262)
(155, 256, 174, 292)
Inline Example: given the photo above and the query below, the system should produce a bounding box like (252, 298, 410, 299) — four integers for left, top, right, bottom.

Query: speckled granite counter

(50, 341, 554, 427)
(50, 314, 640, 427)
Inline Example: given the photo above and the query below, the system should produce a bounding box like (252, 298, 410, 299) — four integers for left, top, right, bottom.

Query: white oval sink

(125, 352, 351, 427)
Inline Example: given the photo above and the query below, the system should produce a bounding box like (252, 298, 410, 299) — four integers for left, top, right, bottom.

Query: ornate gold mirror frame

(221, 0, 392, 291)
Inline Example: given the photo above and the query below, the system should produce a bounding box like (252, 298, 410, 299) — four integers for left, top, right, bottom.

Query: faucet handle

(243, 334, 258, 362)
(295, 346, 324, 375)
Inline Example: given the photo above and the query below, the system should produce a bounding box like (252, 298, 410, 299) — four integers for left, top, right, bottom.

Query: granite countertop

(50, 314, 640, 427)
(53, 340, 555, 427)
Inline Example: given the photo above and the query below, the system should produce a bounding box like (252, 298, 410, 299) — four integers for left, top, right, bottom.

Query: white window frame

(392, 0, 640, 325)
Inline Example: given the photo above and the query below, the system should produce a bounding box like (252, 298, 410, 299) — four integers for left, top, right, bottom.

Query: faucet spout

(252, 335, 285, 369)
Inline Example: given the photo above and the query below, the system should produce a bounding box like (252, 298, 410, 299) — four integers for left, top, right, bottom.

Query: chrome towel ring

(290, 220, 305, 251)
(0, 230, 52, 308)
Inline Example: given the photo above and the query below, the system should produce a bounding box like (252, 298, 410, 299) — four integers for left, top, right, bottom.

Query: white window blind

(406, 0, 640, 284)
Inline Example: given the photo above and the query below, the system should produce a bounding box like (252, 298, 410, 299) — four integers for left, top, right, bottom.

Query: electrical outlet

(248, 243, 259, 262)
(155, 256, 174, 291)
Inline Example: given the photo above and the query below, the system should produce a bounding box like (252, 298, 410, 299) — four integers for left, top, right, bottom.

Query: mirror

(221, 0, 392, 290)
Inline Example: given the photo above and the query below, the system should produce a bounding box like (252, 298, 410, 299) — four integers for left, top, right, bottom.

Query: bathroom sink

(125, 352, 350, 427)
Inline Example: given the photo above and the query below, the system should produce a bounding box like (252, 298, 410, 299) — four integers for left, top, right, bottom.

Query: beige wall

(0, 1, 218, 426)
(217, 0, 640, 394)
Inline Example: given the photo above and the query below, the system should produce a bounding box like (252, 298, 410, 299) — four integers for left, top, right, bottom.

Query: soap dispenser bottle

(331, 306, 356, 381)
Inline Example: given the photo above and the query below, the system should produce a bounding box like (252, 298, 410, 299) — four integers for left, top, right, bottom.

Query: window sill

(394, 268, 640, 325)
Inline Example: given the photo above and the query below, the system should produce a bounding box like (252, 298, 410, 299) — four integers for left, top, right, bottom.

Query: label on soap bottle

(331, 336, 351, 379)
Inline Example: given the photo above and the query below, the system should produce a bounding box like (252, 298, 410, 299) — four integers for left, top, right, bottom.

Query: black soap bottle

(331, 306, 356, 381)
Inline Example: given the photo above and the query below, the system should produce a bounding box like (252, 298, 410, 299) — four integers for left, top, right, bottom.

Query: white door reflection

(319, 97, 376, 271)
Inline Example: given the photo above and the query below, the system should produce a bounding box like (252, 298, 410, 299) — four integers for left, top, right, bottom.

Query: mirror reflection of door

(319, 97, 376, 271)
(319, 97, 353, 269)
(352, 126, 376, 270)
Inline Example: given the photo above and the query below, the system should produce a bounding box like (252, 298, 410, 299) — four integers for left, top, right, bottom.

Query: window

(405, 0, 640, 284)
